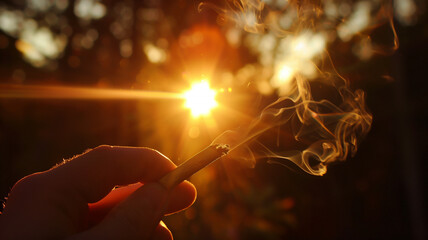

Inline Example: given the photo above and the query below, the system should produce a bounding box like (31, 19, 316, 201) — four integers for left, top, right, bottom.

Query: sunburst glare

(184, 80, 218, 117)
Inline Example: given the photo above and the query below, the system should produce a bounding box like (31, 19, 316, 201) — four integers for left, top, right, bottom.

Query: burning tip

(213, 143, 230, 156)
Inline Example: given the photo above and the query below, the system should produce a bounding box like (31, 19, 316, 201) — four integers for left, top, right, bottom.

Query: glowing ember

(184, 80, 218, 117)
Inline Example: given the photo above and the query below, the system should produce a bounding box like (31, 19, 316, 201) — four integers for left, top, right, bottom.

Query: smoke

(214, 73, 372, 175)
(207, 0, 397, 175)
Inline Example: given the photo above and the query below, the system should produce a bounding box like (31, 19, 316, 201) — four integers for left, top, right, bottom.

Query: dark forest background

(0, 0, 427, 239)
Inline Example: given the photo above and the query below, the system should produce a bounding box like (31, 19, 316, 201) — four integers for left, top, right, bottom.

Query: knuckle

(145, 148, 169, 161)
(92, 145, 115, 154)
(87, 145, 116, 160)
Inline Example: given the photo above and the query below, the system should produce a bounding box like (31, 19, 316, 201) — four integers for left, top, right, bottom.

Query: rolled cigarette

(159, 144, 230, 189)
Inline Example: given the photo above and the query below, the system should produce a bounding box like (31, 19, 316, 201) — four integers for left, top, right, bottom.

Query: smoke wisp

(207, 0, 399, 175)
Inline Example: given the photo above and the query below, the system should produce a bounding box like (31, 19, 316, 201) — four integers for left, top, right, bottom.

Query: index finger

(46, 145, 177, 203)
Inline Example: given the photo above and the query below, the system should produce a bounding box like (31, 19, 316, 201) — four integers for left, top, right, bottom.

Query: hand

(0, 146, 197, 240)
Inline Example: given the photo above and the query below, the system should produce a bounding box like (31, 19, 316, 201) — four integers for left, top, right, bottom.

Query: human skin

(0, 145, 197, 240)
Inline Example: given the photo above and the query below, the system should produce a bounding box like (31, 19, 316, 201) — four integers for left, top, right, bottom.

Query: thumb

(71, 183, 169, 240)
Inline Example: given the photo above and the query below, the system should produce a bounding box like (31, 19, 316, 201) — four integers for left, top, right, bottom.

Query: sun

(183, 80, 218, 117)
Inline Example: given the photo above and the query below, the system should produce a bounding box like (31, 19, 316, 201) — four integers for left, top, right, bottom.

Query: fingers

(152, 221, 173, 240)
(47, 145, 177, 203)
(166, 180, 197, 214)
(71, 183, 171, 240)
(69, 222, 173, 240)
(3, 146, 196, 240)
(87, 181, 196, 226)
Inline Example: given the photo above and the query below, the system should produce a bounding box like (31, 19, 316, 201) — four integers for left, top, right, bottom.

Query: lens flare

(0, 84, 183, 100)
(184, 80, 218, 117)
